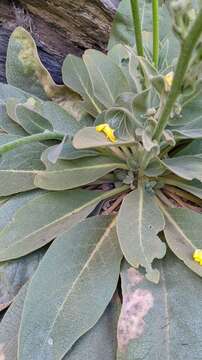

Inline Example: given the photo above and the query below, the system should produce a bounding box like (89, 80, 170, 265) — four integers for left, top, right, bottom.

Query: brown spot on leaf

(118, 268, 154, 351)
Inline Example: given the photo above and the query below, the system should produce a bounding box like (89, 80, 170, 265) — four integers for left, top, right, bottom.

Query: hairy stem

(153, 8, 202, 141)
(141, 9, 202, 169)
(130, 0, 144, 56)
(0, 132, 64, 155)
(152, 0, 159, 68)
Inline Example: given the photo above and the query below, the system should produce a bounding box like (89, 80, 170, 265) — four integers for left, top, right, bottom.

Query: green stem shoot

(153, 8, 202, 142)
(152, 0, 159, 68)
(130, 0, 144, 56)
(141, 8, 202, 169)
(0, 132, 64, 155)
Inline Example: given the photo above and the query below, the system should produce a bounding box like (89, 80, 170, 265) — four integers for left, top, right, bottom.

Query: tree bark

(0, 0, 119, 83)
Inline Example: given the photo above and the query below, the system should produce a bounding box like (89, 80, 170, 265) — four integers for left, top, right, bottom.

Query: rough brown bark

(0, 0, 119, 83)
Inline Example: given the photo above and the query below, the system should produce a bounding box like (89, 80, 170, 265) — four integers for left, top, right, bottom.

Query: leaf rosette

(0, 0, 202, 358)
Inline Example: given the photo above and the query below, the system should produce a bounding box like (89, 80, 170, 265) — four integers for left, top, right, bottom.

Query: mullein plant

(0, 0, 202, 358)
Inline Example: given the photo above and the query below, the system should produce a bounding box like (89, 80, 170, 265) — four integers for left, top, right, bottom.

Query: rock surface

(0, 0, 120, 83)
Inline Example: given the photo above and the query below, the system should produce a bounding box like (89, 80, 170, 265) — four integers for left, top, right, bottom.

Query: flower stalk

(130, 0, 144, 56)
(153, 8, 202, 142)
(152, 0, 159, 68)
(141, 8, 202, 169)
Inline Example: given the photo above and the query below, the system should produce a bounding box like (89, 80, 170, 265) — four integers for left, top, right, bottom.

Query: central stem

(141, 8, 202, 169)
(152, 0, 159, 68)
(153, 8, 202, 142)
(130, 0, 144, 56)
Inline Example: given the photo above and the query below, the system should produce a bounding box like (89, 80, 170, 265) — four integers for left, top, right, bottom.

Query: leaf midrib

(138, 186, 150, 269)
(0, 195, 102, 257)
(38, 161, 127, 175)
(161, 206, 196, 249)
(161, 263, 171, 360)
(85, 54, 115, 104)
(39, 216, 117, 356)
(70, 57, 101, 113)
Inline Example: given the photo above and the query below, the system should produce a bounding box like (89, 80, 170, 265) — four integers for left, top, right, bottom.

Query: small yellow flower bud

(164, 71, 174, 92)
(193, 249, 202, 266)
(96, 123, 117, 143)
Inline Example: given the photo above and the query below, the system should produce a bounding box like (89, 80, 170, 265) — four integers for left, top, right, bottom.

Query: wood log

(0, 0, 120, 83)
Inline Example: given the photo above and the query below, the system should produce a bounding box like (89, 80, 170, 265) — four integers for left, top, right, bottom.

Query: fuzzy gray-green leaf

(0, 138, 46, 195)
(73, 127, 134, 149)
(21, 99, 82, 136)
(0, 248, 44, 311)
(35, 153, 127, 191)
(117, 254, 202, 359)
(161, 205, 202, 277)
(0, 170, 36, 196)
(62, 54, 103, 115)
(0, 189, 104, 260)
(18, 215, 122, 360)
(83, 49, 129, 108)
(64, 294, 120, 360)
(117, 186, 166, 283)
(6, 27, 68, 100)
(0, 104, 27, 136)
(0, 283, 28, 360)
(162, 155, 202, 182)
(6, 99, 52, 135)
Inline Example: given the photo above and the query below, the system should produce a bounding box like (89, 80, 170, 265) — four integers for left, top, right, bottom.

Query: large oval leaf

(62, 54, 103, 115)
(83, 49, 129, 108)
(0, 170, 36, 196)
(73, 127, 134, 149)
(117, 186, 166, 283)
(0, 248, 44, 311)
(6, 98, 51, 134)
(117, 254, 202, 359)
(162, 155, 202, 182)
(0, 104, 27, 136)
(18, 215, 122, 360)
(0, 189, 107, 260)
(176, 139, 202, 156)
(0, 190, 41, 231)
(0, 83, 31, 104)
(16, 99, 82, 136)
(58, 142, 99, 160)
(35, 154, 127, 191)
(0, 283, 28, 360)
(0, 139, 46, 196)
(6, 27, 68, 100)
(160, 205, 202, 277)
(0, 287, 119, 360)
(0, 142, 46, 171)
(64, 294, 120, 360)
(174, 116, 202, 139)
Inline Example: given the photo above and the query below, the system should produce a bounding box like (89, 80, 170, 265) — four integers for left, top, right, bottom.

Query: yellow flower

(193, 249, 202, 266)
(164, 71, 174, 92)
(96, 123, 117, 143)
